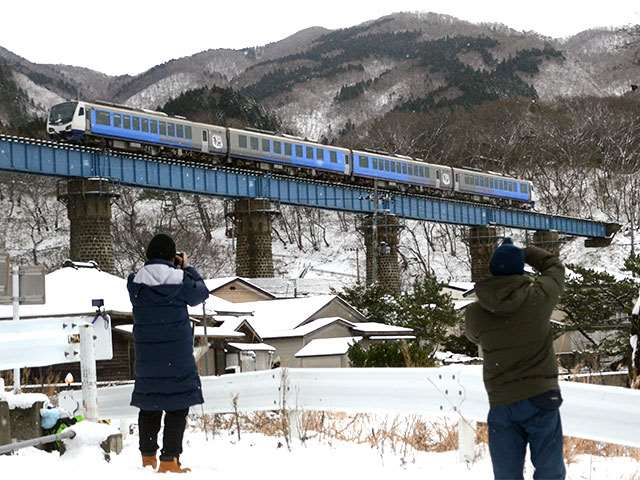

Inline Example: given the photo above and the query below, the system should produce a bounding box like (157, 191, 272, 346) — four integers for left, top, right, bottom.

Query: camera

(174, 252, 184, 268)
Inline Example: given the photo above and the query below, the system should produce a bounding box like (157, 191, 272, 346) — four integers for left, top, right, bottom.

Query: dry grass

(196, 410, 461, 462)
(563, 437, 640, 464)
(196, 412, 640, 465)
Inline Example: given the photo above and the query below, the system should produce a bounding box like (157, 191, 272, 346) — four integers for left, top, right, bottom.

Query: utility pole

(371, 183, 379, 286)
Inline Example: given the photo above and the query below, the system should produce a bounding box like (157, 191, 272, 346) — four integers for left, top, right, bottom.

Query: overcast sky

(3, 0, 638, 75)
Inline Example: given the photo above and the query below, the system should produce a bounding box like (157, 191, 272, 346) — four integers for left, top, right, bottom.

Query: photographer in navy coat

(127, 233, 209, 473)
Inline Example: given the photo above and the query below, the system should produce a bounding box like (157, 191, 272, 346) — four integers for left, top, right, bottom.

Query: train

(47, 100, 535, 207)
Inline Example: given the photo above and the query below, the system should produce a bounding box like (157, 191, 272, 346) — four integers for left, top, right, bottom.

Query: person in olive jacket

(465, 238, 566, 480)
(128, 233, 209, 474)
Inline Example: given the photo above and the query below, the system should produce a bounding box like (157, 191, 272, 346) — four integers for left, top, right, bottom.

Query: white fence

(67, 366, 640, 460)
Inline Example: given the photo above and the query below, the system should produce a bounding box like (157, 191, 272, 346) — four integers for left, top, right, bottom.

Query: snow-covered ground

(3, 424, 640, 479)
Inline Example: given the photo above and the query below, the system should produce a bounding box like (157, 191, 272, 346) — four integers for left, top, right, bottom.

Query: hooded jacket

(127, 259, 210, 411)
(465, 246, 564, 407)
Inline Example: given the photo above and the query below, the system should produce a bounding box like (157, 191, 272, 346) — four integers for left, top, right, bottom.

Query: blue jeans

(488, 390, 566, 480)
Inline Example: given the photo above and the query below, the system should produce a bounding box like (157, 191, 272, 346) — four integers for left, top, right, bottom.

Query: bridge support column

(359, 213, 402, 294)
(57, 178, 119, 274)
(531, 230, 560, 256)
(229, 199, 279, 278)
(467, 226, 498, 282)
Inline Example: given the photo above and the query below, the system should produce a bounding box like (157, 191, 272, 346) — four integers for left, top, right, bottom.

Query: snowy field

(3, 422, 640, 479)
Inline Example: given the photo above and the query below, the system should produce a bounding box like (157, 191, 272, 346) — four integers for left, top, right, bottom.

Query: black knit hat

(490, 237, 525, 276)
(146, 233, 176, 261)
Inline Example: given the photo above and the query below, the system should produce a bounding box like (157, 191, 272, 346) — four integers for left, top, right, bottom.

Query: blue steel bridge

(0, 134, 619, 245)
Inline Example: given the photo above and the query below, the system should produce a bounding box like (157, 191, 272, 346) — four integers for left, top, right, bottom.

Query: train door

(201, 130, 208, 153)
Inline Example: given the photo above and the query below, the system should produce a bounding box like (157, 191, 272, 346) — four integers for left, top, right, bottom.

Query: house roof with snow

(264, 317, 356, 338)
(0, 262, 131, 319)
(295, 336, 363, 358)
(0, 262, 231, 321)
(351, 322, 413, 335)
(227, 342, 276, 352)
(234, 295, 366, 339)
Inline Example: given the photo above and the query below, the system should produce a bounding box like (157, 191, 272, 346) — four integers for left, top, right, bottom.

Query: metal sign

(0, 315, 113, 371)
(0, 263, 46, 305)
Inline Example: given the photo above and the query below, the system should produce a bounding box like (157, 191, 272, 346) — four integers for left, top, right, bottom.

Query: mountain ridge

(0, 12, 638, 136)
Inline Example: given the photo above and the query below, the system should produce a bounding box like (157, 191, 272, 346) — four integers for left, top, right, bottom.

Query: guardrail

(66, 366, 640, 462)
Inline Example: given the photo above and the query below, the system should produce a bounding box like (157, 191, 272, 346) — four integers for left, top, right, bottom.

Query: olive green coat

(465, 246, 564, 406)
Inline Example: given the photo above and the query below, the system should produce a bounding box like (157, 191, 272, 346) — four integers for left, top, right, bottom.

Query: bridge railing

(68, 366, 640, 462)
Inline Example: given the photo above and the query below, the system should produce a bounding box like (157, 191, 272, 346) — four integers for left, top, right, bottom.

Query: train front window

(49, 102, 77, 124)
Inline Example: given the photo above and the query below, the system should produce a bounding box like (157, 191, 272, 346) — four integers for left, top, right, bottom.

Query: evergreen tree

(338, 276, 459, 367)
(558, 262, 639, 369)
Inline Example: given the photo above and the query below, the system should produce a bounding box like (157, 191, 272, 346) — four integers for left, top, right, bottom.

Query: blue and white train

(47, 100, 535, 207)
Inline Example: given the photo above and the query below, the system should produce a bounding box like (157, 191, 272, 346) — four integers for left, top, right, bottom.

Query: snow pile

(435, 351, 482, 364)
(0, 391, 48, 409)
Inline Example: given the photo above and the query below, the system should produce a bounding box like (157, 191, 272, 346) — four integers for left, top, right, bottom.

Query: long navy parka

(127, 259, 209, 411)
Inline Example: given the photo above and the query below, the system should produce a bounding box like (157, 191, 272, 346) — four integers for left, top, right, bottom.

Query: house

(216, 295, 414, 368)
(204, 277, 275, 303)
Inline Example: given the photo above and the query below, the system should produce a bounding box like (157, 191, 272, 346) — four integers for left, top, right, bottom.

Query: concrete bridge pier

(467, 226, 498, 282)
(228, 198, 280, 278)
(531, 230, 561, 256)
(359, 213, 402, 294)
(57, 178, 119, 274)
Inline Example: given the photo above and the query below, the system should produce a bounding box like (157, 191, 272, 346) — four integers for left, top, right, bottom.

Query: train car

(48, 101, 228, 157)
(228, 128, 350, 175)
(351, 149, 454, 191)
(453, 168, 534, 204)
(47, 101, 87, 141)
